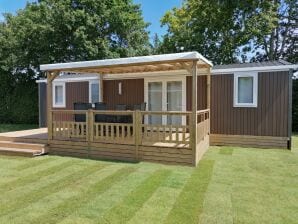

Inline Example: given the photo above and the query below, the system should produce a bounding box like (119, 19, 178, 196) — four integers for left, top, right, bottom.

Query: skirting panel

(48, 140, 195, 166)
(210, 134, 288, 149)
(49, 140, 136, 162)
(138, 146, 193, 166)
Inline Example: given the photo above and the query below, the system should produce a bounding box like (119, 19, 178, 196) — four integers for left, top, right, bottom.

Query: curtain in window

(91, 83, 99, 103)
(238, 77, 253, 104)
(55, 85, 63, 104)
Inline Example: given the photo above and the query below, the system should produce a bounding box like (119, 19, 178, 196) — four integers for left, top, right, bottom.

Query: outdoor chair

(94, 102, 107, 123)
(73, 102, 92, 136)
(115, 104, 128, 123)
(74, 102, 92, 122)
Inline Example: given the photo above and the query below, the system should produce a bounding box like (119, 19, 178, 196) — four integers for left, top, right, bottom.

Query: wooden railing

(50, 109, 210, 149)
(140, 111, 191, 146)
(92, 111, 135, 144)
(196, 109, 210, 142)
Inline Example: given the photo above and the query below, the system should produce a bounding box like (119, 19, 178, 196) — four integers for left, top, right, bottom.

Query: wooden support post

(191, 60, 198, 166)
(46, 71, 59, 141)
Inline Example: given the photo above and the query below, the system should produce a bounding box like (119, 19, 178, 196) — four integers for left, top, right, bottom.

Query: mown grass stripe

(0, 160, 79, 192)
(100, 169, 172, 224)
(57, 165, 159, 224)
(0, 159, 69, 185)
(128, 169, 192, 224)
(0, 160, 87, 205)
(0, 162, 108, 217)
(29, 166, 136, 224)
(164, 160, 215, 224)
(0, 164, 123, 224)
(0, 157, 72, 186)
(14, 156, 55, 171)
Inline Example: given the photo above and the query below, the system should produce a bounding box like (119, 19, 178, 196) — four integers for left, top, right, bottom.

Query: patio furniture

(115, 104, 128, 123)
(94, 102, 107, 122)
(74, 102, 92, 122)
(133, 102, 146, 111)
(74, 102, 92, 136)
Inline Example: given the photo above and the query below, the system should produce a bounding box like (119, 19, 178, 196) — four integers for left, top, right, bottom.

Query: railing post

(87, 109, 93, 143)
(134, 110, 142, 161)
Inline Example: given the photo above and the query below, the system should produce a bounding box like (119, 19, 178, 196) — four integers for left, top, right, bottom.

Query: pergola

(40, 52, 213, 166)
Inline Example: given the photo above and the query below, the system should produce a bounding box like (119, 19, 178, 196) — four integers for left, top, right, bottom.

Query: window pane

(167, 81, 182, 125)
(238, 77, 253, 104)
(55, 85, 63, 105)
(148, 82, 162, 124)
(91, 83, 99, 103)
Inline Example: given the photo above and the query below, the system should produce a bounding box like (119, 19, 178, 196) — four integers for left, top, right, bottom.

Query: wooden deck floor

(0, 128, 48, 144)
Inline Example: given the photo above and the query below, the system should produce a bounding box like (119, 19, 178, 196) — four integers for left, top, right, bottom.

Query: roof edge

(40, 52, 213, 71)
(212, 64, 297, 74)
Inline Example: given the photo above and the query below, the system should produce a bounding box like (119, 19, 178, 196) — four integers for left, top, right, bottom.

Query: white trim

(53, 82, 66, 108)
(234, 71, 258, 108)
(40, 52, 213, 71)
(36, 76, 98, 83)
(212, 64, 297, 74)
(89, 80, 101, 104)
(144, 76, 187, 125)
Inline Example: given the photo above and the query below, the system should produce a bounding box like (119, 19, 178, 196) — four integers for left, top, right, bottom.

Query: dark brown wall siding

(103, 79, 144, 109)
(210, 71, 289, 137)
(51, 81, 89, 122)
(65, 82, 89, 109)
(186, 76, 207, 110)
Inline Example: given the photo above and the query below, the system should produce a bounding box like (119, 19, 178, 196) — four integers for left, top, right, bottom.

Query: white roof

(40, 52, 213, 71)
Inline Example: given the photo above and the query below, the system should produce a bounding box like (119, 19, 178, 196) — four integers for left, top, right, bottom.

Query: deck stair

(0, 141, 48, 157)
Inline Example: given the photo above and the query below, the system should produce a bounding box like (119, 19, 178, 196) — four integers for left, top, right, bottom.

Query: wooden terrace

(40, 52, 212, 166)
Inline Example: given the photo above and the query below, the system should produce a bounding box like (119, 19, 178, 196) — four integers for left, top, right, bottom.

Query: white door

(145, 77, 186, 125)
(148, 82, 162, 124)
(167, 81, 183, 125)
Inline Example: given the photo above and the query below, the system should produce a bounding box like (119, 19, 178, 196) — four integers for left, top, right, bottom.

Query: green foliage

(293, 78, 298, 132)
(160, 0, 297, 64)
(0, 0, 151, 124)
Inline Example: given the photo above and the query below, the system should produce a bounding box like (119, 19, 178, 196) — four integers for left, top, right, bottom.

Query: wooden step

(0, 141, 45, 150)
(0, 141, 48, 157)
(0, 136, 48, 144)
(0, 147, 44, 157)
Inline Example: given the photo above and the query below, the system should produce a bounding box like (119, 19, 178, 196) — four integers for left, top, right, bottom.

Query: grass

(0, 136, 297, 223)
(0, 123, 38, 133)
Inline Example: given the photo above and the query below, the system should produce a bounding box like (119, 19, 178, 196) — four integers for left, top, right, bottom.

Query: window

(234, 72, 258, 107)
(89, 81, 100, 104)
(53, 83, 66, 107)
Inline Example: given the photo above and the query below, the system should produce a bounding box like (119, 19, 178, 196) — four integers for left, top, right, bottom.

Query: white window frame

(89, 80, 101, 104)
(52, 82, 66, 108)
(234, 71, 258, 108)
(144, 76, 187, 125)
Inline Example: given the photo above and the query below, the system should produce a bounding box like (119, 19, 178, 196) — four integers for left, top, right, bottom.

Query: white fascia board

(36, 76, 99, 83)
(212, 64, 298, 74)
(40, 52, 213, 71)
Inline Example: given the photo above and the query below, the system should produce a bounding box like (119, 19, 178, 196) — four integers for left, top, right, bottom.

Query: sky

(0, 0, 182, 40)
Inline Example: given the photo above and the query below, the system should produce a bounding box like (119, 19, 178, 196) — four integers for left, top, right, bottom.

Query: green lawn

(0, 137, 297, 223)
(0, 124, 39, 133)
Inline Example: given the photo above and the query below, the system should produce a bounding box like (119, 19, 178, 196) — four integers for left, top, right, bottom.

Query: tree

(160, 0, 297, 64)
(250, 0, 297, 63)
(0, 0, 151, 124)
